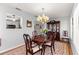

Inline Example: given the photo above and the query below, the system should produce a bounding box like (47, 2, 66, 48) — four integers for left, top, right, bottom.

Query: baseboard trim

(0, 43, 25, 55)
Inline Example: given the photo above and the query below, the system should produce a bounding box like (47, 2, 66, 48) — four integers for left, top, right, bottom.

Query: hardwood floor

(58, 40, 73, 55)
(0, 40, 73, 55)
(67, 42, 73, 55)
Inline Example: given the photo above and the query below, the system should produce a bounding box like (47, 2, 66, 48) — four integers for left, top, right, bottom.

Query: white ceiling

(5, 3, 74, 17)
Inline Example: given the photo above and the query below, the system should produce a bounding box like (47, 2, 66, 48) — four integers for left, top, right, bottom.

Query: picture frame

(27, 20, 32, 27)
(6, 14, 22, 29)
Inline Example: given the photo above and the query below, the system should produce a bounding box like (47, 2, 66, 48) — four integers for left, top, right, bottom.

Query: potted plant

(42, 29, 48, 34)
(41, 29, 48, 37)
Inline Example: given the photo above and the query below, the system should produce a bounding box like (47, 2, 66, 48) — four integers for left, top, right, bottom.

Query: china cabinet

(47, 20, 60, 41)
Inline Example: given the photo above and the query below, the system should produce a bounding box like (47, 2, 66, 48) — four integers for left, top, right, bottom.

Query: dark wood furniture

(32, 35, 47, 55)
(23, 34, 42, 55)
(32, 35, 45, 45)
(32, 34, 56, 55)
(47, 20, 60, 41)
(44, 31, 56, 54)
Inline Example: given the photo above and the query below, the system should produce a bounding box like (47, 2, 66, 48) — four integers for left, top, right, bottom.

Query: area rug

(2, 41, 68, 55)
(35, 41, 67, 55)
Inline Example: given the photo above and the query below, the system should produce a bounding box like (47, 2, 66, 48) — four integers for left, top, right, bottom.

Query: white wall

(70, 3, 79, 54)
(55, 17, 70, 38)
(0, 4, 35, 51)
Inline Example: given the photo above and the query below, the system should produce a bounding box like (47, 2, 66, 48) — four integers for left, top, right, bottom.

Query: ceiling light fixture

(37, 8, 49, 24)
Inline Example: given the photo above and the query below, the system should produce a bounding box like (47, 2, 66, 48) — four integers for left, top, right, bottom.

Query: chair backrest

(32, 30, 38, 37)
(23, 34, 31, 44)
(53, 32, 56, 40)
(51, 32, 57, 45)
(46, 31, 56, 46)
(46, 31, 53, 40)
(23, 34, 32, 54)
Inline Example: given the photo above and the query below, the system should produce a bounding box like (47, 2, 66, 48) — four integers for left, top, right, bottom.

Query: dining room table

(31, 35, 50, 54)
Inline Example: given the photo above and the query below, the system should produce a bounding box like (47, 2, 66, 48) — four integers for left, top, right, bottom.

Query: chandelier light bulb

(37, 8, 49, 24)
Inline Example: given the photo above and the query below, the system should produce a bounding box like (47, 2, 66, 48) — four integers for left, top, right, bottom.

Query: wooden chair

(46, 31, 53, 40)
(23, 34, 42, 55)
(44, 31, 56, 54)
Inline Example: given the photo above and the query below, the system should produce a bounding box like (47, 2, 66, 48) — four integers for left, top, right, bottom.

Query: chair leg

(41, 49, 43, 55)
(53, 44, 55, 52)
(42, 45, 45, 55)
(41, 45, 43, 55)
(51, 46, 53, 55)
(26, 52, 27, 55)
(26, 50, 28, 55)
(43, 46, 45, 55)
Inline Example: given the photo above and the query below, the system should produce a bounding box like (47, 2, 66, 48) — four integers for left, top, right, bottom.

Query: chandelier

(37, 8, 49, 24)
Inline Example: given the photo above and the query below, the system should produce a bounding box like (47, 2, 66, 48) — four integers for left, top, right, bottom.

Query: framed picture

(6, 14, 22, 29)
(27, 20, 32, 27)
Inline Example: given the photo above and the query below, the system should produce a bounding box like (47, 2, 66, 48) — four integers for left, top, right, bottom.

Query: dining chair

(23, 34, 42, 55)
(44, 31, 56, 54)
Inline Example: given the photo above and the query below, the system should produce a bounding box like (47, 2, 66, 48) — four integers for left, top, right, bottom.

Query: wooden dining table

(32, 35, 48, 44)
(32, 35, 49, 54)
